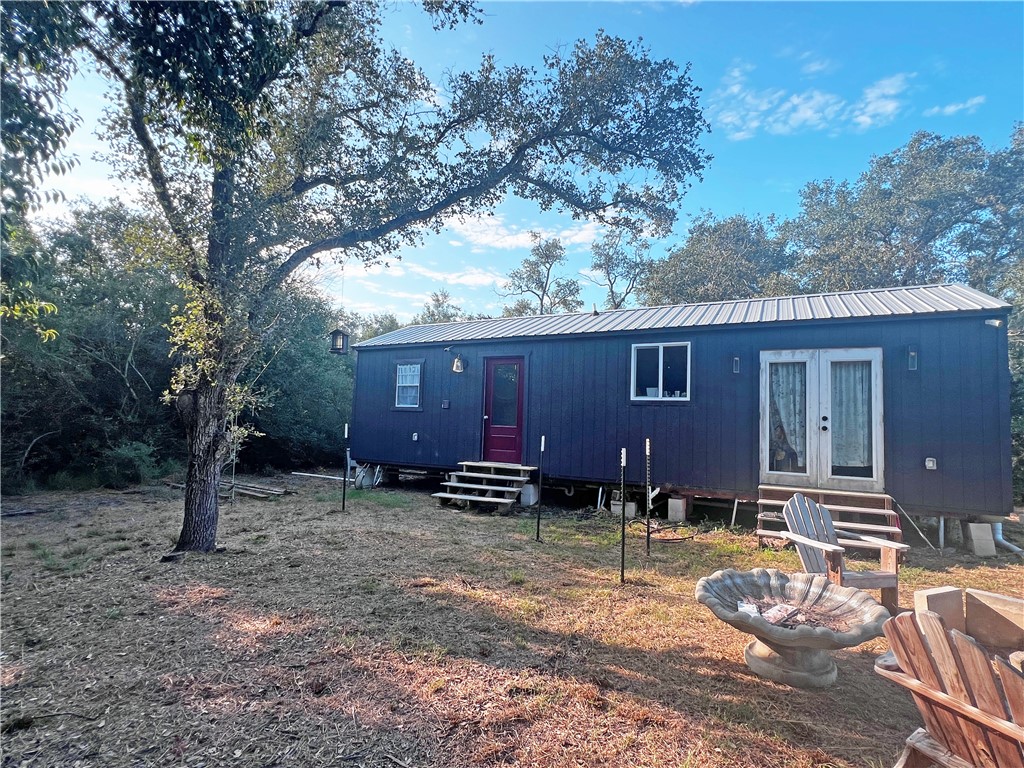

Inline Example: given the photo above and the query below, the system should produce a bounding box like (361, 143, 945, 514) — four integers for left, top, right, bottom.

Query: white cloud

(923, 95, 985, 117)
(849, 73, 914, 130)
(707, 61, 791, 140)
(557, 220, 603, 246)
(447, 213, 601, 253)
(800, 58, 833, 76)
(404, 261, 506, 288)
(448, 214, 537, 251)
(709, 62, 917, 140)
(766, 90, 846, 134)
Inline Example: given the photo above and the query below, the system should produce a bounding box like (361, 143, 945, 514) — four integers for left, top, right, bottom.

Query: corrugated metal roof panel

(355, 284, 1010, 347)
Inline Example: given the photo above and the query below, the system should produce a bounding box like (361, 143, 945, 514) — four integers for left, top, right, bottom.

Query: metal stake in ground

(342, 423, 349, 512)
(535, 435, 546, 542)
(620, 447, 627, 585)
(645, 437, 652, 556)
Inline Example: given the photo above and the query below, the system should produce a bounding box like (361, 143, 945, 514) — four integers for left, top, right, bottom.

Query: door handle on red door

(483, 415, 489, 420)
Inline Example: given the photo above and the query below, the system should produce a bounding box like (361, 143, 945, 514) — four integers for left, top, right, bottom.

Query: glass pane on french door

(828, 360, 873, 478)
(768, 361, 808, 475)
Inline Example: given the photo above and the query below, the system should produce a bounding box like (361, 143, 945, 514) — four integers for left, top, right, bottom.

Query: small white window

(395, 363, 421, 407)
(631, 343, 690, 401)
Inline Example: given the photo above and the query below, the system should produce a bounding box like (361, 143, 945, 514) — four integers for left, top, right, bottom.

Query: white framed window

(631, 342, 690, 401)
(395, 362, 421, 408)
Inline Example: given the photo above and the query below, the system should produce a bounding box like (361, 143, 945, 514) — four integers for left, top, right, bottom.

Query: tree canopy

(501, 235, 583, 316)
(640, 213, 793, 305)
(21, 1, 710, 551)
(587, 230, 652, 310)
(784, 129, 1022, 294)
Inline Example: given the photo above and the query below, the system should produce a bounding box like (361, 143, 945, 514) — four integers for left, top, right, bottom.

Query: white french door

(760, 348, 884, 492)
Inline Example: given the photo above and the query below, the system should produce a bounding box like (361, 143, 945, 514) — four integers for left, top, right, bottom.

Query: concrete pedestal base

(744, 638, 838, 689)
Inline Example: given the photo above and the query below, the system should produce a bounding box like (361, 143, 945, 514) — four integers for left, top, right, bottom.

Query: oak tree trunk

(174, 382, 230, 552)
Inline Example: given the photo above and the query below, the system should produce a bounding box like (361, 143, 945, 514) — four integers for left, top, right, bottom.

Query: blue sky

(42, 1, 1024, 321)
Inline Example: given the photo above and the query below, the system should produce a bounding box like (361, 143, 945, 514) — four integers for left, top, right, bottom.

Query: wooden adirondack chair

(780, 492, 910, 614)
(876, 610, 1024, 768)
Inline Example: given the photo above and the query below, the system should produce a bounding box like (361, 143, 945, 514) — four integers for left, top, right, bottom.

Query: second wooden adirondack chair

(781, 492, 910, 614)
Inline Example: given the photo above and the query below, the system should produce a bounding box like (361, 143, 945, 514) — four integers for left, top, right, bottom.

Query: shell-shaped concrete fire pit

(695, 568, 890, 688)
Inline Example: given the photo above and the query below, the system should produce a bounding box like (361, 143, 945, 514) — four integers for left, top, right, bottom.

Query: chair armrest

(834, 529, 910, 551)
(778, 531, 845, 553)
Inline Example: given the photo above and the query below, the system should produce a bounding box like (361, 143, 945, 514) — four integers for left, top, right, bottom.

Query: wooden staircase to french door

(432, 461, 536, 509)
(756, 484, 904, 549)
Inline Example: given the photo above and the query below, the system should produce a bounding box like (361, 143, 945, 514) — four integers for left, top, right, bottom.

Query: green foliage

(12, 1, 710, 549)
(0, 219, 59, 342)
(501, 235, 583, 315)
(784, 129, 1019, 293)
(587, 230, 653, 309)
(640, 213, 794, 305)
(1, 203, 183, 490)
(102, 441, 160, 488)
(240, 281, 352, 468)
(410, 289, 480, 325)
(0, 1, 84, 229)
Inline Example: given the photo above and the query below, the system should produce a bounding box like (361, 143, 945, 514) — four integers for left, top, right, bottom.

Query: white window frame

(630, 342, 691, 401)
(395, 362, 422, 408)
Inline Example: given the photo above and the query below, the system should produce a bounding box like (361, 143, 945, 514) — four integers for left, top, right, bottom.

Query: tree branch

(83, 39, 202, 275)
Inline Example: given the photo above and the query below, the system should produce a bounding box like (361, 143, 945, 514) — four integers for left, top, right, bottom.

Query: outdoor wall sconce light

(329, 327, 350, 355)
(907, 345, 918, 371)
(445, 346, 465, 373)
(732, 356, 741, 374)
(986, 318, 1004, 328)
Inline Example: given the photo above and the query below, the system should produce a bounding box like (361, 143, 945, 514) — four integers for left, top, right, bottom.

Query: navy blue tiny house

(350, 284, 1013, 519)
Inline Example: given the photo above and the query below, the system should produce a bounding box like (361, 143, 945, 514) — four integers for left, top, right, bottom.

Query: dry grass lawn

(2, 476, 1022, 768)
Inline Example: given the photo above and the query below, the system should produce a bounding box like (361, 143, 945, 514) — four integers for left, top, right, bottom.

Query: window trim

(630, 342, 691, 402)
(393, 358, 424, 410)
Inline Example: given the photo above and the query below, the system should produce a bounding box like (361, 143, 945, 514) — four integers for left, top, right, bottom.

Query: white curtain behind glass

(830, 361, 871, 467)
(769, 362, 806, 467)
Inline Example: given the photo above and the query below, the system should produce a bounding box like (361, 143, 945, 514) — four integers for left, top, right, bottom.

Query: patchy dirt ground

(2, 477, 1022, 768)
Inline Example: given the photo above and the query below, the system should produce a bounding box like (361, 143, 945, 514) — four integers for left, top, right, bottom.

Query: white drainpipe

(992, 523, 1024, 556)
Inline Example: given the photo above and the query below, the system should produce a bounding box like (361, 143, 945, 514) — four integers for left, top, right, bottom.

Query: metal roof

(355, 284, 1010, 348)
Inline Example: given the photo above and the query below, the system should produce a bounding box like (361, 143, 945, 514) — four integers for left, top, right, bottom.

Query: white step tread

(451, 471, 531, 482)
(757, 499, 897, 516)
(442, 481, 522, 493)
(460, 461, 537, 471)
(758, 484, 893, 502)
(432, 492, 515, 505)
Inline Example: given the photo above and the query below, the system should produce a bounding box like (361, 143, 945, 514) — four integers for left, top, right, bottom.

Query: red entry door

(483, 358, 524, 463)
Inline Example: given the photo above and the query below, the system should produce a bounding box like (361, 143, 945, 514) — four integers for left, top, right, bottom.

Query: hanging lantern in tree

(329, 327, 350, 355)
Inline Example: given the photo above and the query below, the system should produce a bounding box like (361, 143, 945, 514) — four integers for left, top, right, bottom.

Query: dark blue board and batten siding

(350, 286, 1012, 519)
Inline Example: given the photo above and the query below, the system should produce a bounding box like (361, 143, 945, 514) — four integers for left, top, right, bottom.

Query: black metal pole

(620, 447, 626, 585)
(535, 435, 545, 542)
(341, 423, 349, 512)
(645, 437, 651, 557)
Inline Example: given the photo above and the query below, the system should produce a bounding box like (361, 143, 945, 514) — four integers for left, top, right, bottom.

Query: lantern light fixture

(444, 346, 465, 373)
(329, 327, 350, 355)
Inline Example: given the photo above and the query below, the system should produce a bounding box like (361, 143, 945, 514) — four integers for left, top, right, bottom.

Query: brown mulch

(1, 478, 1022, 768)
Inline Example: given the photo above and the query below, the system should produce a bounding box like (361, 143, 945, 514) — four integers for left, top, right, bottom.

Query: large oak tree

(53, 1, 708, 551)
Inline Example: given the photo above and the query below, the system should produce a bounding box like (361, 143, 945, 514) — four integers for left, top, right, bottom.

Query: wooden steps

(432, 461, 536, 508)
(757, 484, 903, 549)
